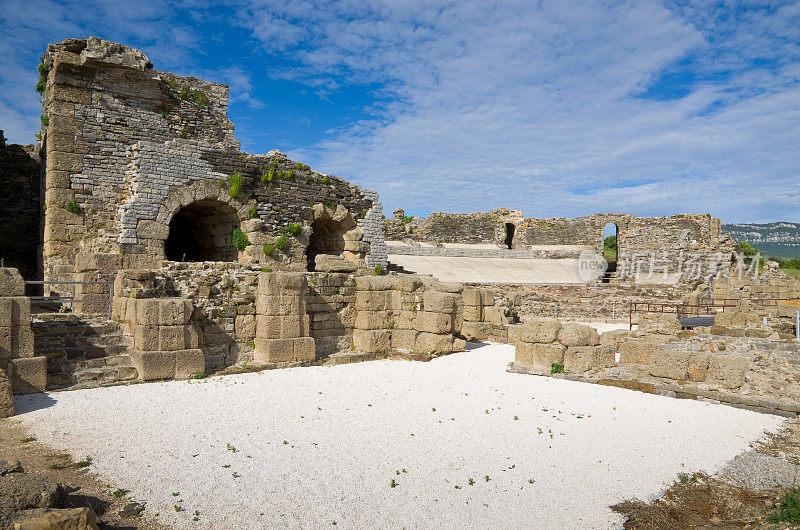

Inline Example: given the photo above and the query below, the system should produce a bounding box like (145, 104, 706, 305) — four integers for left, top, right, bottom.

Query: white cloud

(241, 0, 800, 222)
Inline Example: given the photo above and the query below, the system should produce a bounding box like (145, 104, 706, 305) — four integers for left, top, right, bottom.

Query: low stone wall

(307, 273, 356, 355)
(386, 244, 584, 259)
(253, 273, 315, 364)
(511, 319, 614, 374)
(0, 268, 47, 398)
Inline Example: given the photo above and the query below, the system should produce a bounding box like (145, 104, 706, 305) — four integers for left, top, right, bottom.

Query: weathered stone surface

(0, 269, 25, 297)
(707, 354, 748, 389)
(460, 321, 490, 342)
(9, 357, 47, 394)
(174, 349, 206, 379)
(637, 313, 681, 335)
(422, 292, 456, 313)
(0, 368, 13, 418)
(557, 323, 599, 347)
(354, 291, 389, 311)
(352, 329, 391, 353)
(564, 345, 615, 373)
(415, 332, 453, 355)
(256, 315, 309, 339)
(130, 351, 175, 381)
(8, 507, 99, 530)
(688, 352, 710, 382)
(253, 337, 315, 363)
(515, 342, 565, 368)
(618, 335, 671, 364)
(314, 254, 357, 273)
(521, 320, 561, 343)
(506, 324, 524, 344)
(391, 329, 418, 352)
(354, 310, 391, 331)
(413, 312, 452, 334)
(648, 347, 692, 380)
(0, 474, 67, 517)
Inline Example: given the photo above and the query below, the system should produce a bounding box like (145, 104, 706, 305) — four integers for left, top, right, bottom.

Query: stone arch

(305, 203, 367, 271)
(165, 199, 240, 261)
(137, 179, 256, 261)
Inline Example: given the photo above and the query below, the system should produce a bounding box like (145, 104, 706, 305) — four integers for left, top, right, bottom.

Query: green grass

(770, 487, 800, 523)
(249, 205, 258, 219)
(287, 223, 302, 236)
(275, 235, 288, 251)
(228, 172, 243, 198)
(65, 201, 82, 214)
(263, 243, 275, 256)
(231, 227, 250, 251)
(550, 362, 564, 374)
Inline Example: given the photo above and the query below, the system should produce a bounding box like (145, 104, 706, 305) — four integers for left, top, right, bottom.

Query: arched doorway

(602, 222, 618, 283)
(504, 223, 516, 249)
(307, 218, 347, 271)
(165, 199, 240, 262)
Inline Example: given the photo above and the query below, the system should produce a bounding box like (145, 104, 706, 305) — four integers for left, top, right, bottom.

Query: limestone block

(352, 329, 391, 353)
(461, 321, 490, 342)
(49, 83, 91, 104)
(707, 354, 748, 389)
(483, 306, 506, 326)
(315, 254, 358, 273)
(174, 349, 206, 379)
(354, 276, 397, 291)
(599, 329, 633, 351)
(137, 220, 169, 240)
(391, 329, 418, 353)
(521, 320, 561, 344)
(355, 291, 389, 311)
(453, 338, 467, 352)
(0, 327, 11, 359)
(558, 323, 600, 347)
(254, 337, 315, 363)
(515, 342, 566, 367)
(0, 297, 30, 328)
(688, 352, 710, 382)
(235, 314, 256, 340)
(131, 351, 175, 381)
(637, 313, 682, 335)
(354, 310, 391, 330)
(256, 295, 303, 316)
(133, 325, 199, 351)
(256, 314, 309, 339)
(564, 345, 615, 374)
(481, 290, 495, 306)
(258, 272, 307, 295)
(414, 312, 452, 334)
(423, 292, 456, 313)
(12, 328, 34, 358)
(415, 332, 454, 355)
(648, 347, 692, 380)
(462, 287, 482, 306)
(9, 356, 47, 393)
(506, 324, 524, 344)
(462, 305, 482, 322)
(0, 368, 13, 418)
(0, 268, 25, 296)
(618, 336, 670, 364)
(8, 507, 99, 529)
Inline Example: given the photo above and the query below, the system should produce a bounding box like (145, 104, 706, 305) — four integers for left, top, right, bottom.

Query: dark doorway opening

(602, 222, 618, 283)
(504, 223, 516, 249)
(307, 218, 346, 271)
(165, 199, 239, 262)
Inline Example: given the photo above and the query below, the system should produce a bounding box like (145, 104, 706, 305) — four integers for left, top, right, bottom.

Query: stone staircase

(32, 313, 138, 390)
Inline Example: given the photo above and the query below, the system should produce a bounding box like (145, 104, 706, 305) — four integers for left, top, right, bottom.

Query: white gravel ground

(15, 343, 783, 529)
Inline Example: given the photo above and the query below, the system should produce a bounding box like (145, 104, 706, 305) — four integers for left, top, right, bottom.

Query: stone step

(48, 364, 139, 390)
(47, 354, 135, 375)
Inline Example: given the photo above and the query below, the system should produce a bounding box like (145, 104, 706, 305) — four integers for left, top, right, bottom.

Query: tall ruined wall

(385, 209, 521, 245)
(38, 37, 386, 289)
(0, 133, 42, 281)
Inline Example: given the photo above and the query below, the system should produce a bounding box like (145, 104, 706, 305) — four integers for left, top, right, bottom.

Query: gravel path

(14, 344, 783, 529)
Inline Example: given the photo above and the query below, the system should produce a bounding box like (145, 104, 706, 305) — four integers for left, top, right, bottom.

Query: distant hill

(722, 222, 800, 258)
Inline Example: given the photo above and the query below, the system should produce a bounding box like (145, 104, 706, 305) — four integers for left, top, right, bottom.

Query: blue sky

(1, 1, 799, 222)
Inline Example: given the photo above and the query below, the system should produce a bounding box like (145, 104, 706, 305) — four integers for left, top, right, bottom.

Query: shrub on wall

(275, 235, 288, 251)
(263, 243, 275, 256)
(35, 62, 49, 94)
(287, 223, 302, 236)
(249, 205, 258, 219)
(65, 201, 82, 214)
(228, 172, 243, 198)
(231, 227, 250, 251)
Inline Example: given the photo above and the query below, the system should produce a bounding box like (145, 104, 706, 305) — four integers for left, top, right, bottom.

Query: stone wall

(36, 37, 386, 291)
(0, 132, 42, 281)
(512, 319, 614, 374)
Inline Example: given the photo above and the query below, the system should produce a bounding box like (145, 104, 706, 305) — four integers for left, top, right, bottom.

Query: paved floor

(388, 254, 586, 283)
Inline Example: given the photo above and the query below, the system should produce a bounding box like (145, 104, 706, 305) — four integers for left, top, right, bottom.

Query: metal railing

(25, 280, 114, 319)
(629, 297, 800, 329)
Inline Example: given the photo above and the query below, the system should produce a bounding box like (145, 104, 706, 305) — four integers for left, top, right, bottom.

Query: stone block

(235, 314, 256, 340)
(315, 254, 358, 272)
(0, 268, 25, 296)
(0, 368, 13, 418)
(256, 295, 302, 316)
(638, 313, 682, 335)
(483, 306, 507, 325)
(414, 312, 452, 334)
(461, 321, 490, 341)
(8, 507, 99, 530)
(133, 325, 198, 351)
(9, 356, 47, 394)
(258, 272, 307, 295)
(648, 347, 692, 380)
(253, 337, 315, 363)
(46, 151, 83, 172)
(564, 345, 615, 373)
(0, 327, 11, 359)
(355, 291, 389, 311)
(130, 351, 176, 381)
(481, 290, 495, 306)
(352, 329, 391, 353)
(256, 314, 308, 339)
(462, 287, 482, 306)
(49, 84, 91, 104)
(137, 220, 169, 240)
(453, 338, 467, 352)
(174, 349, 206, 379)
(506, 324, 524, 344)
(462, 305, 482, 322)
(688, 352, 710, 382)
(423, 292, 456, 313)
(354, 276, 397, 291)
(707, 354, 748, 389)
(558, 323, 599, 347)
(521, 320, 561, 343)
(599, 329, 633, 350)
(354, 310, 391, 330)
(13, 328, 34, 358)
(391, 329, 418, 353)
(515, 342, 565, 368)
(415, 332, 454, 355)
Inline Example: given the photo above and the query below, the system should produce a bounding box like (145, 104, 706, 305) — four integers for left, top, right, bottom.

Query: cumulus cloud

(240, 0, 800, 222)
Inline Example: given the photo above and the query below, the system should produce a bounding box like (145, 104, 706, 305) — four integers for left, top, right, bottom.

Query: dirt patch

(0, 417, 168, 529)
(612, 419, 800, 529)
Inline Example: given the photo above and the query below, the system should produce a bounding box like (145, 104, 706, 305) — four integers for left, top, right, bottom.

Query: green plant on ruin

(179, 85, 192, 100)
(65, 201, 82, 214)
(550, 362, 564, 374)
(263, 243, 275, 256)
(770, 487, 800, 523)
(275, 235, 288, 251)
(249, 205, 259, 219)
(112, 488, 130, 498)
(322, 175, 330, 185)
(191, 89, 209, 106)
(261, 267, 272, 272)
(180, 130, 188, 138)
(116, 117, 127, 124)
(403, 216, 414, 224)
(283, 169, 294, 180)
(161, 104, 170, 118)
(219, 178, 226, 188)
(260, 167, 275, 184)
(40, 115, 49, 127)
(35, 62, 49, 95)
(324, 199, 336, 209)
(227, 172, 243, 198)
(374, 265, 383, 275)
(287, 223, 302, 236)
(231, 227, 250, 251)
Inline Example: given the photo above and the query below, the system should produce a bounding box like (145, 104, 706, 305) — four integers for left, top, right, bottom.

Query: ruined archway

(165, 199, 240, 262)
(504, 223, 516, 249)
(307, 218, 348, 270)
(305, 203, 365, 271)
(602, 222, 618, 283)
